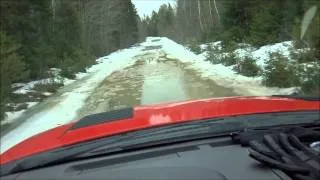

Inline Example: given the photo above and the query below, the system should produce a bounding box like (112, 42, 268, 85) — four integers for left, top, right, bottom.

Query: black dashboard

(2, 136, 291, 180)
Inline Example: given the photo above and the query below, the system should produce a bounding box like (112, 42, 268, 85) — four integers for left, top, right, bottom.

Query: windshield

(0, 0, 319, 155)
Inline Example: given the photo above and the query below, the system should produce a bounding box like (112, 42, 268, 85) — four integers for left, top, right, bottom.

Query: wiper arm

(271, 95, 320, 101)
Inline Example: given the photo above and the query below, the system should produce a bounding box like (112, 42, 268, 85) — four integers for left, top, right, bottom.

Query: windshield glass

(0, 0, 319, 154)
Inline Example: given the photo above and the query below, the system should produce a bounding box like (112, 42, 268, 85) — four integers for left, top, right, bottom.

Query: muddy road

(77, 51, 237, 118)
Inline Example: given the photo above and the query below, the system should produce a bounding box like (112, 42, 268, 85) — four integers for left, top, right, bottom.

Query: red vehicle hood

(1, 96, 319, 165)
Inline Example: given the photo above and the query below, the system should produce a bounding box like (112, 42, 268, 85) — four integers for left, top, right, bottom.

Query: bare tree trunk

(209, 0, 213, 19)
(213, 0, 220, 23)
(51, 0, 56, 19)
(51, 0, 56, 31)
(197, 0, 203, 31)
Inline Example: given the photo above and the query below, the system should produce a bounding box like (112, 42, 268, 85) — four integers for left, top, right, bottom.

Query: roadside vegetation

(139, 0, 319, 97)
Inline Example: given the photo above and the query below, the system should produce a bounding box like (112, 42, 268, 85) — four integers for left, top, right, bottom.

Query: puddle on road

(77, 60, 145, 118)
(140, 61, 188, 105)
(142, 57, 238, 104)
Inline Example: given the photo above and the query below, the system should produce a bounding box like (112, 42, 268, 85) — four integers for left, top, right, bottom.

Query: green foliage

(0, 32, 29, 120)
(295, 6, 320, 59)
(60, 69, 76, 79)
(233, 56, 261, 77)
(290, 49, 318, 63)
(221, 53, 238, 66)
(299, 62, 320, 96)
(14, 103, 28, 111)
(263, 52, 300, 87)
(157, 4, 175, 37)
(248, 1, 282, 47)
(220, 0, 257, 43)
(171, 0, 317, 49)
(33, 82, 63, 93)
(141, 4, 175, 38)
(0, 32, 30, 83)
(205, 45, 222, 64)
(187, 40, 202, 55)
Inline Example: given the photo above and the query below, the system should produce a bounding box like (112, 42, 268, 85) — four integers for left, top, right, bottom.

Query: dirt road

(77, 50, 237, 118)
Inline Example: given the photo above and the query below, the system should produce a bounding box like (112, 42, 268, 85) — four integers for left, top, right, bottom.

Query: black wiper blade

(272, 95, 320, 101)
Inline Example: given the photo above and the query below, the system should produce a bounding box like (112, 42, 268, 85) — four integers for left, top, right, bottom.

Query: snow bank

(251, 41, 293, 67)
(13, 79, 53, 94)
(200, 40, 294, 68)
(146, 37, 297, 96)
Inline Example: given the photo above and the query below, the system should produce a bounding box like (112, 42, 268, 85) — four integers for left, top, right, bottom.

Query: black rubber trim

(69, 146, 199, 171)
(70, 108, 134, 130)
(272, 95, 320, 101)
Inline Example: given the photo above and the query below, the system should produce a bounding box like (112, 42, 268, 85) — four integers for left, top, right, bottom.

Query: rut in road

(76, 50, 238, 118)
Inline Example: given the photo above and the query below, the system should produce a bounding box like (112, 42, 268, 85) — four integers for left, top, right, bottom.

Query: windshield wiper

(272, 95, 320, 101)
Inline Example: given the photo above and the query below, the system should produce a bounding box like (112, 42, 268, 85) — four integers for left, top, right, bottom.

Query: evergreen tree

(0, 32, 29, 119)
(248, 0, 283, 46)
(0, 0, 140, 121)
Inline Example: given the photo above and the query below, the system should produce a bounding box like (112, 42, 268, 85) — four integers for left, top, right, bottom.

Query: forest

(1, 0, 319, 120)
(140, 0, 319, 50)
(0, 0, 139, 119)
(139, 0, 319, 95)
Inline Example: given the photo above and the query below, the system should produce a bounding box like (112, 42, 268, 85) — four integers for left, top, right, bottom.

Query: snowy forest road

(0, 37, 238, 153)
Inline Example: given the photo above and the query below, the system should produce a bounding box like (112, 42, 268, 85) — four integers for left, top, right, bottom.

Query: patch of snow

(200, 41, 223, 51)
(204, 41, 294, 68)
(75, 72, 87, 79)
(13, 78, 56, 94)
(11, 83, 26, 89)
(200, 44, 208, 50)
(42, 92, 53, 96)
(2, 102, 39, 126)
(63, 79, 76, 86)
(26, 102, 38, 108)
(2, 110, 26, 125)
(234, 48, 252, 59)
(48, 68, 62, 76)
(251, 41, 293, 67)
